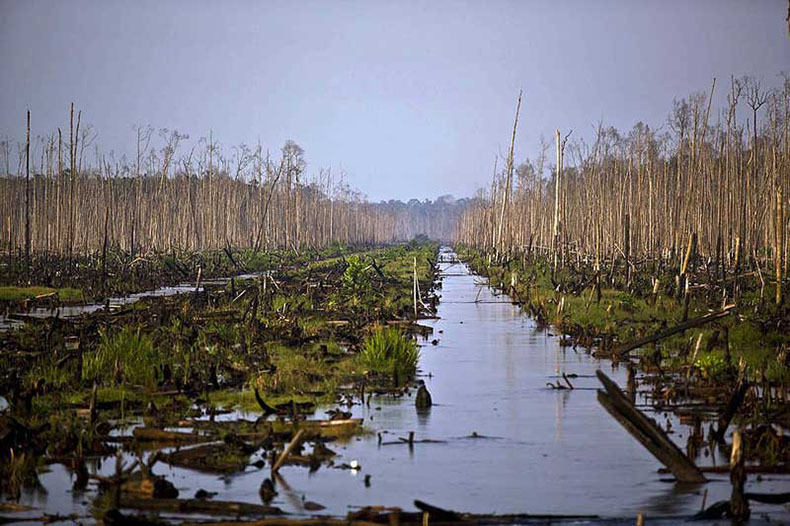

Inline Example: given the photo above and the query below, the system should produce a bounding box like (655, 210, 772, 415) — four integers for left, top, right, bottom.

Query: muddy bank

(0, 242, 441, 517)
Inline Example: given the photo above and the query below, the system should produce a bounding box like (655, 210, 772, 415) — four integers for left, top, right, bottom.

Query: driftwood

(744, 492, 790, 504)
(181, 520, 381, 526)
(119, 497, 282, 517)
(614, 305, 735, 357)
(163, 442, 251, 474)
(348, 502, 599, 525)
(659, 464, 790, 474)
(268, 418, 362, 438)
(132, 427, 208, 443)
(596, 370, 706, 483)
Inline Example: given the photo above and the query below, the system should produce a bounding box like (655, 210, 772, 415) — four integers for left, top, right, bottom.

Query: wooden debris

(659, 464, 790, 474)
(118, 497, 282, 517)
(162, 442, 252, 474)
(132, 427, 208, 444)
(272, 429, 305, 474)
(268, 418, 362, 438)
(415, 385, 432, 409)
(613, 305, 735, 357)
(596, 370, 706, 483)
(711, 378, 749, 443)
(413, 500, 460, 522)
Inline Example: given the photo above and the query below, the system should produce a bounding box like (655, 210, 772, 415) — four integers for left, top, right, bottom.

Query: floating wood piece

(659, 464, 790, 475)
(272, 429, 305, 474)
(596, 370, 706, 483)
(614, 305, 735, 357)
(744, 492, 790, 504)
(132, 427, 208, 443)
(118, 497, 282, 517)
(163, 442, 251, 474)
(268, 418, 362, 438)
(180, 518, 383, 526)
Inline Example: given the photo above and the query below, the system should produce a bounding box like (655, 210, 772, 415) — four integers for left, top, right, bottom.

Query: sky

(1, 0, 788, 201)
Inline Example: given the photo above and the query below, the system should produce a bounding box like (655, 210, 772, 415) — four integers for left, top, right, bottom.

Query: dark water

(12, 248, 790, 524)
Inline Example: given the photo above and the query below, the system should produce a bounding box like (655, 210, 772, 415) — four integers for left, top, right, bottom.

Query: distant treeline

(458, 74, 789, 293)
(0, 106, 467, 256)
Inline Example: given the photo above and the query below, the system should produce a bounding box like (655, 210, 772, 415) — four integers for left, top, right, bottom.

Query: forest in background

(458, 75, 790, 279)
(0, 106, 466, 256)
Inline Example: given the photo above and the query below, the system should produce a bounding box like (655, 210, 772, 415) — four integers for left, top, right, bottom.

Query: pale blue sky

(1, 0, 788, 201)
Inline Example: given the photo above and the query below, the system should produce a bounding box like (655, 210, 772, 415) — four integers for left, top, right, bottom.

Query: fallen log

(181, 519, 381, 526)
(132, 427, 208, 443)
(744, 492, 790, 504)
(613, 305, 735, 357)
(268, 418, 362, 438)
(163, 442, 251, 474)
(596, 371, 706, 483)
(659, 464, 790, 475)
(347, 505, 599, 525)
(118, 497, 282, 517)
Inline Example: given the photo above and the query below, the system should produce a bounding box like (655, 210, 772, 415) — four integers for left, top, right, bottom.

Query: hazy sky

(1, 0, 788, 201)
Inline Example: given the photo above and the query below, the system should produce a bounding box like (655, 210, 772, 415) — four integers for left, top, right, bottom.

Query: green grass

(82, 326, 162, 387)
(0, 286, 84, 302)
(360, 326, 420, 385)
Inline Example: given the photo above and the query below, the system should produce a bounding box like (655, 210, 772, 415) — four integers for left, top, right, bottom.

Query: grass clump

(82, 326, 161, 387)
(0, 450, 41, 500)
(361, 326, 419, 385)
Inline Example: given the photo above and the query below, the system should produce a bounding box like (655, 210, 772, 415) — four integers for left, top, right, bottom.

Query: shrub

(82, 327, 160, 387)
(360, 326, 419, 385)
(694, 353, 728, 381)
(341, 255, 372, 294)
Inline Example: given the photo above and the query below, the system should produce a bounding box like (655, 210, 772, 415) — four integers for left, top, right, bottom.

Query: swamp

(2, 1, 790, 525)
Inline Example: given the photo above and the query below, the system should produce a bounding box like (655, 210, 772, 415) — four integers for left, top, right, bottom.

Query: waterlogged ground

(0, 271, 268, 331)
(14, 248, 790, 524)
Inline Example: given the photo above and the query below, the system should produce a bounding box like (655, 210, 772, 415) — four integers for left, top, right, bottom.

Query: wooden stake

(729, 430, 750, 520)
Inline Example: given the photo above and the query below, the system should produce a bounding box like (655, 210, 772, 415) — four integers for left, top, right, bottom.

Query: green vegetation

(82, 327, 161, 387)
(0, 240, 439, 500)
(460, 247, 790, 383)
(360, 326, 420, 385)
(0, 285, 84, 302)
(3, 240, 438, 416)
